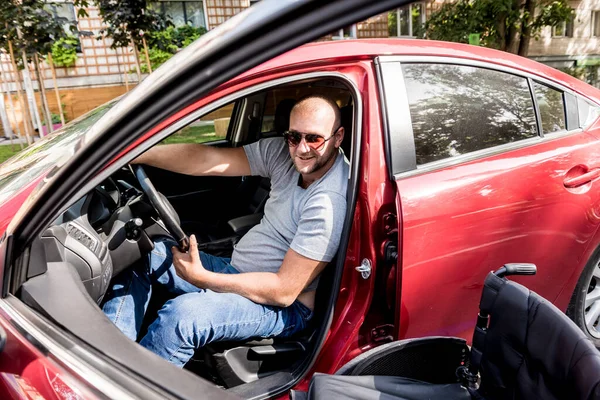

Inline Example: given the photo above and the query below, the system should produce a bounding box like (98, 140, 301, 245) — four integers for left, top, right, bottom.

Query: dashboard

(38, 178, 158, 303)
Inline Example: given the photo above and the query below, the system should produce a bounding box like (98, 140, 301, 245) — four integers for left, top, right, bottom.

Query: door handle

(564, 168, 600, 188)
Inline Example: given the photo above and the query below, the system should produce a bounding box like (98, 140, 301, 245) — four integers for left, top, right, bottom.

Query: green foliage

(0, 0, 80, 63)
(141, 25, 206, 72)
(424, 0, 574, 55)
(532, 1, 574, 35)
(94, 0, 168, 49)
(140, 47, 172, 73)
(388, 11, 398, 36)
(425, 0, 478, 44)
(146, 25, 206, 52)
(50, 36, 79, 67)
(559, 65, 599, 86)
(41, 113, 63, 126)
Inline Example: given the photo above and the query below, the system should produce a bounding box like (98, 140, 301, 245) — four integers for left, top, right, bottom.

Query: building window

(332, 25, 358, 39)
(46, 1, 78, 36)
(593, 11, 600, 37)
(552, 17, 574, 38)
(149, 1, 207, 29)
(388, 2, 425, 38)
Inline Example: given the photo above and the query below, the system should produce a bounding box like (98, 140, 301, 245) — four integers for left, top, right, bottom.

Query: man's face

(288, 105, 341, 177)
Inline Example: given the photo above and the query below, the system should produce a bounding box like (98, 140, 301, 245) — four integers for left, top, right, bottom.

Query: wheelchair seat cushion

(307, 374, 471, 400)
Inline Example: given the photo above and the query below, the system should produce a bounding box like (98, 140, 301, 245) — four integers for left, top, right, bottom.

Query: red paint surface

(0, 39, 598, 397)
(397, 125, 600, 340)
(0, 308, 98, 399)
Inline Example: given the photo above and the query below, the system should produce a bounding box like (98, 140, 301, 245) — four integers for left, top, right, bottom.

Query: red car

(0, 1, 599, 399)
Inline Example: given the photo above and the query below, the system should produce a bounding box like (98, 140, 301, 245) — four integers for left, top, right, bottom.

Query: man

(102, 95, 349, 367)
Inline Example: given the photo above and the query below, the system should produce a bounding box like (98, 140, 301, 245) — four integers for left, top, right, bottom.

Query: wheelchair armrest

(228, 213, 263, 236)
(336, 337, 468, 385)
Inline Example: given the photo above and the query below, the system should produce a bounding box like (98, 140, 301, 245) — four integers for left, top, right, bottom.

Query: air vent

(66, 223, 97, 253)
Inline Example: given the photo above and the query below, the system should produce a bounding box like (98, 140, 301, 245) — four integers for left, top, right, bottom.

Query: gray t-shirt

(230, 137, 349, 291)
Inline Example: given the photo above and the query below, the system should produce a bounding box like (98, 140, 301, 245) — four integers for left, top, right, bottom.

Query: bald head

(290, 95, 341, 134)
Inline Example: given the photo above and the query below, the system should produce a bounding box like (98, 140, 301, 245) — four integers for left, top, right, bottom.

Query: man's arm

(133, 143, 251, 177)
(172, 235, 327, 307)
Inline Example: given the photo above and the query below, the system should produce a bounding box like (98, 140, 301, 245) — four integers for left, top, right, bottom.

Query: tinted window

(402, 64, 537, 165)
(533, 82, 566, 134)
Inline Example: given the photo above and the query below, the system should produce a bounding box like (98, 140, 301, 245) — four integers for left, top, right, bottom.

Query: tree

(15, 0, 81, 134)
(94, 0, 167, 79)
(425, 0, 574, 56)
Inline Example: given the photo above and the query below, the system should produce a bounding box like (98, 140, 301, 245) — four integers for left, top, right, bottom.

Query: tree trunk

(34, 54, 53, 135)
(506, 0, 524, 54)
(132, 41, 142, 82)
(16, 26, 43, 140)
(497, 13, 508, 51)
(518, 0, 536, 56)
(142, 36, 152, 74)
(8, 41, 33, 145)
(0, 61, 24, 150)
(120, 47, 130, 91)
(0, 85, 14, 141)
(47, 53, 65, 125)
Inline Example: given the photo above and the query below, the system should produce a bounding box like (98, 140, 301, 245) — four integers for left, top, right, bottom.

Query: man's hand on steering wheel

(132, 164, 190, 252)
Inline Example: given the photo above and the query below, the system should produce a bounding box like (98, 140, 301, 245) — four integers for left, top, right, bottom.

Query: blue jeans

(102, 238, 313, 367)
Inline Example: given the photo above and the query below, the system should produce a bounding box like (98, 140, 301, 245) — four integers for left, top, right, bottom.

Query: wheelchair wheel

(567, 250, 600, 347)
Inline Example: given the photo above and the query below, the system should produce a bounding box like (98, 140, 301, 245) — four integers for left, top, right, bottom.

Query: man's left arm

(172, 235, 326, 307)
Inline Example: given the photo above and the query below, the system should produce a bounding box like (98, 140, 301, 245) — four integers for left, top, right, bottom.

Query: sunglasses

(283, 127, 340, 150)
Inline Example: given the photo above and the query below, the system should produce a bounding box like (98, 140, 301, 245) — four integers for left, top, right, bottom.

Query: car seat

(301, 264, 600, 400)
(185, 255, 338, 388)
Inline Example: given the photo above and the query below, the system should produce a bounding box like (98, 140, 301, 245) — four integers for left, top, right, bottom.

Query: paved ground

(0, 136, 40, 146)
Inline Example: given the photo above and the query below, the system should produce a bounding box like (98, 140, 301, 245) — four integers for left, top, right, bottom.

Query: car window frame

(377, 55, 590, 180)
(10, 70, 364, 398)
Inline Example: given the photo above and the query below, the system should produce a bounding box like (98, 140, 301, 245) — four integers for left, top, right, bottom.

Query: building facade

(0, 0, 599, 137)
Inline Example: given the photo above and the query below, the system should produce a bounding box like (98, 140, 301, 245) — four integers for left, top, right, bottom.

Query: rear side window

(402, 64, 538, 165)
(578, 97, 600, 128)
(532, 81, 566, 134)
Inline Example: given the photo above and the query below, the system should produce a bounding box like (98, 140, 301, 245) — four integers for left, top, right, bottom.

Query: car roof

(238, 39, 600, 103)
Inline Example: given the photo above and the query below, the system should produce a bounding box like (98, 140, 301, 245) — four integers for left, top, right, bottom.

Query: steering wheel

(133, 165, 190, 252)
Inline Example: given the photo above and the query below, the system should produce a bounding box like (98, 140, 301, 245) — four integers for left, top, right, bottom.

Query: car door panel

(397, 131, 600, 340)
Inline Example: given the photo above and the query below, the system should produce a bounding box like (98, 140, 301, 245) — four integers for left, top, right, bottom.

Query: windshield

(0, 100, 117, 206)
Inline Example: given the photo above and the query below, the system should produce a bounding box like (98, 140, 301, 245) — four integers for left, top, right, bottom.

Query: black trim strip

(529, 77, 544, 138)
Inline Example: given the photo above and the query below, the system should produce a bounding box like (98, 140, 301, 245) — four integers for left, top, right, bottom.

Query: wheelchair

(299, 264, 600, 400)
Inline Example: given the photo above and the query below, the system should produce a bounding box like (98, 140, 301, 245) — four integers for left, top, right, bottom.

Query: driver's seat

(184, 257, 336, 387)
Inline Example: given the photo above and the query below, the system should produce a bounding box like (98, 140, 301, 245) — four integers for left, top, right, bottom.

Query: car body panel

(0, 32, 599, 398)
(397, 127, 600, 340)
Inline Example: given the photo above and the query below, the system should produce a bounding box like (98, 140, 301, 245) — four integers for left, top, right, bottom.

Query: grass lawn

(0, 144, 26, 164)
(161, 125, 224, 145)
(0, 125, 222, 165)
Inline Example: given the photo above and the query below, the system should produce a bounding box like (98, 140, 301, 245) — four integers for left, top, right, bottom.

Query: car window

(161, 102, 235, 145)
(0, 100, 116, 206)
(532, 81, 566, 134)
(402, 63, 538, 165)
(260, 83, 353, 134)
(578, 97, 600, 129)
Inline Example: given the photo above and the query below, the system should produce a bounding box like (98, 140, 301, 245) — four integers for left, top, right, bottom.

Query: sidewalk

(0, 136, 41, 146)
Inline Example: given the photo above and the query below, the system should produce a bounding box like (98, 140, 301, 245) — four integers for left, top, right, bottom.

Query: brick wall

(205, 0, 249, 28)
(357, 13, 389, 38)
(1, 85, 132, 138)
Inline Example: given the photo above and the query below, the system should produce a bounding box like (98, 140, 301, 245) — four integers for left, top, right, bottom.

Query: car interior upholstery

(19, 77, 355, 390)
